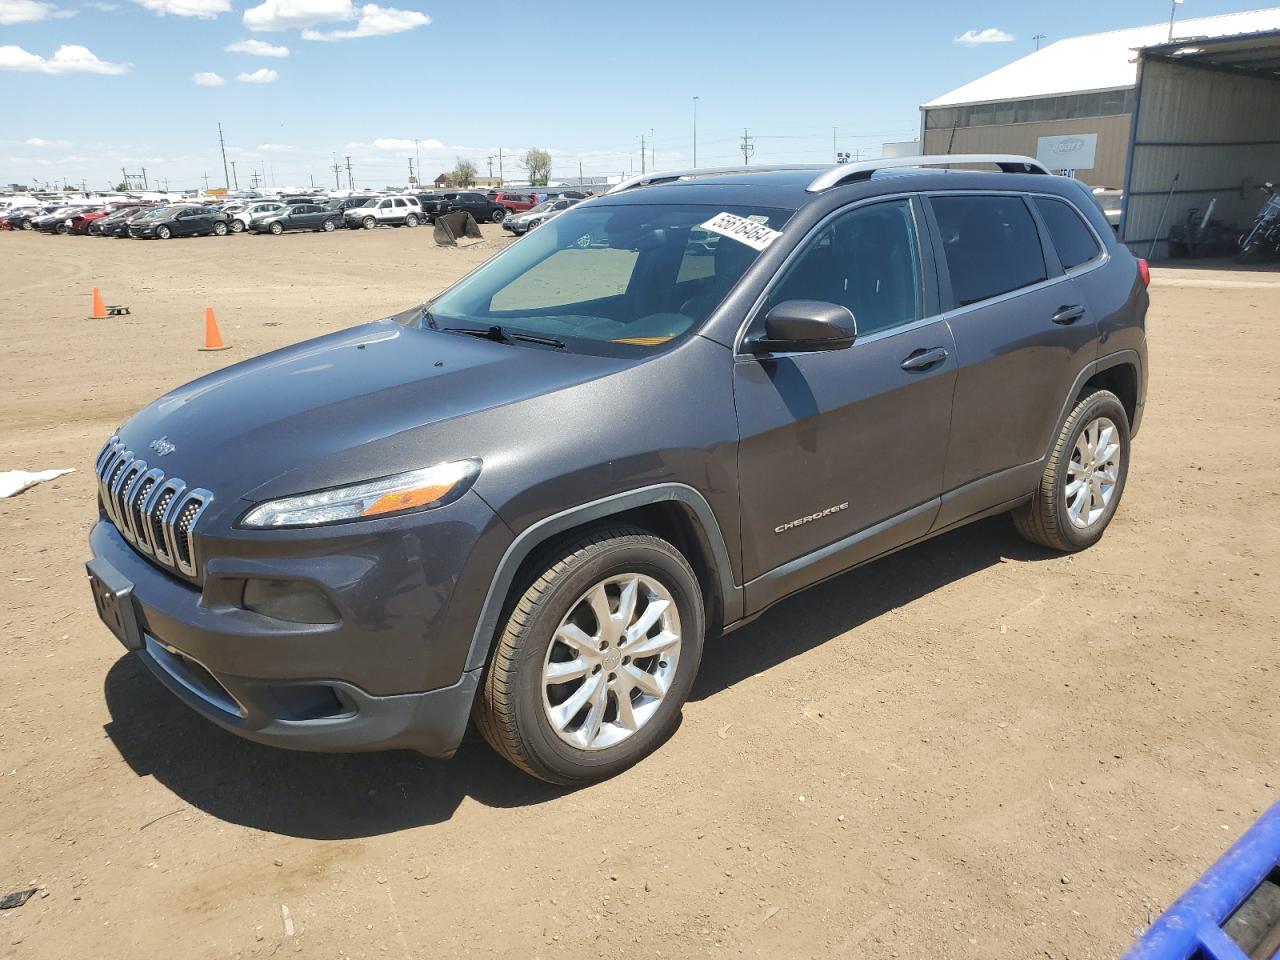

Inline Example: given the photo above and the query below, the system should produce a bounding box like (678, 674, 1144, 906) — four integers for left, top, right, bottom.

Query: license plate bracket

(86, 557, 142, 651)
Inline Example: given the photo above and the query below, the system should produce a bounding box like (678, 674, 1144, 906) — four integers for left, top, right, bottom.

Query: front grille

(95, 436, 212, 578)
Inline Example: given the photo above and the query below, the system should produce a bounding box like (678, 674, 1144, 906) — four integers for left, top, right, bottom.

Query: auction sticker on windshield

(700, 211, 782, 251)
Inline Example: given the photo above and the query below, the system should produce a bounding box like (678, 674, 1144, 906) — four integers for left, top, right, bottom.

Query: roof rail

(805, 154, 1051, 192)
(605, 164, 823, 195)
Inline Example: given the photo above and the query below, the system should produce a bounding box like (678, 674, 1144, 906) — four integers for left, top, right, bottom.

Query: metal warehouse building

(920, 8, 1280, 255)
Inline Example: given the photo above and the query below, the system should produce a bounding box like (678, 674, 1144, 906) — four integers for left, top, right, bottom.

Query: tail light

(1137, 258, 1151, 287)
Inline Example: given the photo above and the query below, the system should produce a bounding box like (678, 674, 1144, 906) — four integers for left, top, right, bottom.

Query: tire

(1013, 389, 1130, 552)
(322, 219, 336, 232)
(362, 216, 376, 230)
(213, 221, 228, 236)
(230, 219, 245, 234)
(269, 221, 283, 235)
(474, 526, 705, 785)
(404, 214, 419, 228)
(1237, 240, 1262, 264)
(491, 208, 507, 223)
(156, 225, 171, 240)
(20, 220, 32, 231)
(56, 222, 69, 235)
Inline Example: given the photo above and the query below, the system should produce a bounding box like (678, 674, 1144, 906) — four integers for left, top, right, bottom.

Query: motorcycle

(1237, 180, 1279, 263)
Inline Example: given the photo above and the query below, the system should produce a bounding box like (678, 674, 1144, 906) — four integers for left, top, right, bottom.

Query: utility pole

(230, 160, 239, 190)
(408, 157, 415, 186)
(141, 166, 148, 189)
(486, 155, 494, 180)
(331, 154, 340, 190)
(692, 96, 699, 167)
(1033, 33, 1046, 50)
(650, 129, 655, 174)
(345, 155, 354, 191)
(498, 147, 504, 186)
(640, 133, 646, 174)
(1168, 0, 1183, 41)
(414, 139, 421, 187)
(201, 172, 210, 192)
(217, 121, 231, 190)
(579, 160, 584, 188)
(740, 128, 754, 165)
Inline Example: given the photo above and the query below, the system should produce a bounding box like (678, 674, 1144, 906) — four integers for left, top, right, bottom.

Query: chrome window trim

(1027, 192, 1109, 274)
(732, 191, 928, 356)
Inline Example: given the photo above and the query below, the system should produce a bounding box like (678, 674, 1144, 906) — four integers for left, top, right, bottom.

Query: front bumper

(87, 502, 506, 755)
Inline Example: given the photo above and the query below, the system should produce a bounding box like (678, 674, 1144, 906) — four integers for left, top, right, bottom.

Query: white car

(229, 201, 286, 233)
(342, 195, 422, 230)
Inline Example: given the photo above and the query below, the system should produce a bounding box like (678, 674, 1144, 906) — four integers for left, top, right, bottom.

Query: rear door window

(1033, 196, 1103, 270)
(930, 195, 1047, 307)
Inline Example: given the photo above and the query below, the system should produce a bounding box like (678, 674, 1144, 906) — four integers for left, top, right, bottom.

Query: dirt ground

(1, 226, 1277, 960)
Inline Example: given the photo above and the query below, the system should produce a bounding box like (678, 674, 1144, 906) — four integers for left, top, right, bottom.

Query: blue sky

(0, 0, 1269, 190)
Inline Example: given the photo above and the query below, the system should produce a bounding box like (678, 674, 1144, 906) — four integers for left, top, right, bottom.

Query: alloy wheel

(541, 574, 681, 751)
(1065, 416, 1121, 529)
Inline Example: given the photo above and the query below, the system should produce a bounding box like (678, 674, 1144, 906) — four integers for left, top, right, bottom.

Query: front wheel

(491, 208, 507, 223)
(1013, 389, 1130, 552)
(156, 225, 171, 240)
(474, 527, 705, 785)
(230, 219, 245, 233)
(362, 216, 376, 230)
(269, 221, 283, 235)
(213, 221, 228, 236)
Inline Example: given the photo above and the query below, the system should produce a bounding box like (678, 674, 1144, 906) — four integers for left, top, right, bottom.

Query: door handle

(1052, 304, 1087, 325)
(900, 347, 949, 371)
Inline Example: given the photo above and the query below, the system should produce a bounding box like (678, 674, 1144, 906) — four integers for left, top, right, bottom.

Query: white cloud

(243, 0, 352, 30)
(192, 71, 225, 85)
(87, 1, 120, 8)
(0, 0, 49, 21)
(225, 38, 290, 57)
(257, 142, 295, 152)
(24, 136, 73, 146)
(953, 28, 1015, 46)
(132, 0, 228, 17)
(237, 67, 278, 83)
(0, 44, 128, 74)
(371, 137, 443, 151)
(302, 3, 427, 40)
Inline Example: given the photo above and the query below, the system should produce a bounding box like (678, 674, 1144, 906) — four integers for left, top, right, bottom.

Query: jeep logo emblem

(149, 436, 176, 457)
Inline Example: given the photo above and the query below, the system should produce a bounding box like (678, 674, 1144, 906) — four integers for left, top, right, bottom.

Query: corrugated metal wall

(1122, 58, 1280, 256)
(921, 115, 1132, 187)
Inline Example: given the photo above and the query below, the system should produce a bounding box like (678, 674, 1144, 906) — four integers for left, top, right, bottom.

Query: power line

(740, 128, 754, 165)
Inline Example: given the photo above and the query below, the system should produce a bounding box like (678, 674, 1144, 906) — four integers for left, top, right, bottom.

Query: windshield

(429, 202, 792, 355)
(524, 201, 555, 215)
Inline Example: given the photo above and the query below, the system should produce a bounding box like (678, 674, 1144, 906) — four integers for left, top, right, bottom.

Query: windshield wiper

(442, 325, 564, 349)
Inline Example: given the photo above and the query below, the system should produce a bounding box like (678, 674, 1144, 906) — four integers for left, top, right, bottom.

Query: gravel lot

(1, 227, 1277, 959)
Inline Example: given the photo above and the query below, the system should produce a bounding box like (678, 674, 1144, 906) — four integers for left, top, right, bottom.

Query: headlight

(240, 459, 481, 529)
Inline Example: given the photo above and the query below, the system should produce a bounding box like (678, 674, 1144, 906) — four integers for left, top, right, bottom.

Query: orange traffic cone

(89, 287, 107, 319)
(199, 306, 230, 351)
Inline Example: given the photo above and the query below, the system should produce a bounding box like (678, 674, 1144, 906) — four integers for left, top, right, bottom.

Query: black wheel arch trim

(462, 483, 742, 675)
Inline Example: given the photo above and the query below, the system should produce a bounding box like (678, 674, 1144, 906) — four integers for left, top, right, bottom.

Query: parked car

(71, 204, 142, 235)
(129, 205, 230, 239)
(85, 154, 1148, 785)
(502, 197, 582, 235)
(86, 205, 147, 236)
(435, 190, 508, 224)
(32, 205, 100, 234)
(230, 201, 287, 233)
(342, 195, 422, 229)
(330, 196, 378, 216)
(492, 191, 536, 215)
(100, 206, 161, 238)
(250, 203, 342, 235)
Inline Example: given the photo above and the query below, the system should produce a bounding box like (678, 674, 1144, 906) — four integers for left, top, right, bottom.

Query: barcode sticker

(699, 212, 782, 251)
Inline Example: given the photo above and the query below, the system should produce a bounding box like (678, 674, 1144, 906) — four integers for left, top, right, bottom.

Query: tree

(115, 182, 129, 192)
(523, 148, 551, 186)
(449, 158, 477, 187)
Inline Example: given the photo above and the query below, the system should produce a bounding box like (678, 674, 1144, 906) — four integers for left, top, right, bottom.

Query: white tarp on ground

(0, 469, 74, 499)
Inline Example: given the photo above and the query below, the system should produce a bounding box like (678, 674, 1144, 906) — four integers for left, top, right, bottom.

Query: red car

(68, 203, 142, 235)
(491, 191, 536, 214)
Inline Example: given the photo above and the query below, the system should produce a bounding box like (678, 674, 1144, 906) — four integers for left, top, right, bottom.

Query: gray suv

(86, 155, 1149, 784)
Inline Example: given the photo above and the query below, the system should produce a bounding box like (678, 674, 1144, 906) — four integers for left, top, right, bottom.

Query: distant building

(920, 8, 1280, 189)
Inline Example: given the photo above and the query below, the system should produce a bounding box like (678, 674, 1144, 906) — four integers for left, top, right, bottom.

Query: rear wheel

(404, 214, 419, 228)
(56, 222, 69, 235)
(322, 219, 336, 232)
(1013, 389, 1130, 552)
(474, 527, 704, 785)
(491, 208, 507, 223)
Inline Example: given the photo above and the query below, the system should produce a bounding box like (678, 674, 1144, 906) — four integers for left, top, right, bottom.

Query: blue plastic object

(1125, 799, 1280, 960)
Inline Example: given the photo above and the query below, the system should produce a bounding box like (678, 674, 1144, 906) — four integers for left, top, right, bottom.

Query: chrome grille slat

(94, 437, 211, 579)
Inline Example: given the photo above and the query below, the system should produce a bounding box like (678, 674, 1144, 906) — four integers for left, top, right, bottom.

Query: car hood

(113, 319, 631, 517)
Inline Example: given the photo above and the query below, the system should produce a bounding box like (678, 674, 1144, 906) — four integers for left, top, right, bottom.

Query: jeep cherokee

(86, 155, 1149, 784)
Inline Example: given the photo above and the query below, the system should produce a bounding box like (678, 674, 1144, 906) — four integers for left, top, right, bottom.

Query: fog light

(242, 579, 339, 624)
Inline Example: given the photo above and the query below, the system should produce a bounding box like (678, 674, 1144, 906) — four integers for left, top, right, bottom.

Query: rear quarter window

(1034, 196, 1103, 270)
(930, 195, 1047, 307)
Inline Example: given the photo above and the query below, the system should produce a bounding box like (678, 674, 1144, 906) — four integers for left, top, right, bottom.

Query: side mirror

(748, 300, 857, 354)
